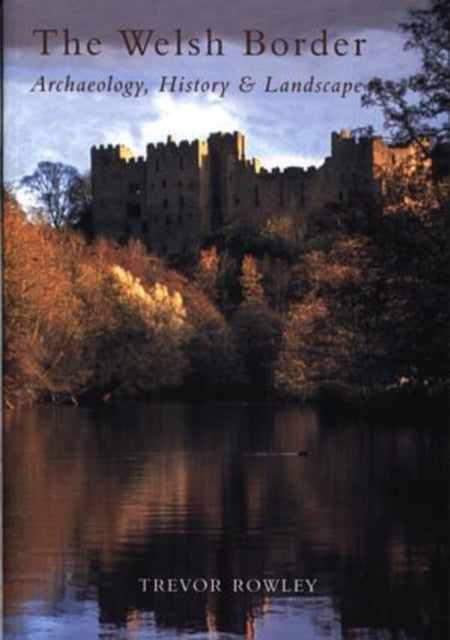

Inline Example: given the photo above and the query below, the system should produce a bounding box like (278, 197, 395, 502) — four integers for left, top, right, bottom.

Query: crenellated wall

(91, 129, 423, 257)
(91, 145, 147, 245)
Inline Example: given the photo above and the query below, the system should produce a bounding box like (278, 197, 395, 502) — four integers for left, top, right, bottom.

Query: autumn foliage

(4, 194, 237, 406)
(4, 188, 449, 407)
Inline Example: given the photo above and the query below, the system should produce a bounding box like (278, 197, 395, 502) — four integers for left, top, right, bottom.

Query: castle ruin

(91, 129, 423, 257)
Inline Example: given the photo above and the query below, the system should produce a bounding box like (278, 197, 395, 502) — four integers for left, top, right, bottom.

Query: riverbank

(6, 380, 449, 425)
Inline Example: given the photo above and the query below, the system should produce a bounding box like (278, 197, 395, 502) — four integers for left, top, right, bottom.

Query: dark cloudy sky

(4, 0, 427, 181)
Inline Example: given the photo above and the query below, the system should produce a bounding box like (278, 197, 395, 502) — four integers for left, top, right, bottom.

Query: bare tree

(21, 161, 90, 228)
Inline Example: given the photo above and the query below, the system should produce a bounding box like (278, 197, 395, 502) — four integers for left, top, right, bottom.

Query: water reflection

(4, 403, 447, 639)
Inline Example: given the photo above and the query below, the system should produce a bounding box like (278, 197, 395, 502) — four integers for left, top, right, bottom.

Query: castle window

(127, 202, 141, 218)
(128, 182, 141, 195)
(177, 214, 183, 224)
(234, 197, 240, 205)
(163, 198, 168, 209)
(155, 160, 159, 172)
(165, 215, 171, 227)
(179, 196, 185, 207)
(339, 190, 343, 202)
(162, 178, 167, 188)
(141, 222, 149, 234)
(178, 180, 183, 188)
(179, 157, 184, 170)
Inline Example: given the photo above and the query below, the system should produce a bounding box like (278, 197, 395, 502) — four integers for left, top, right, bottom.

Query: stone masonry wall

(91, 129, 422, 257)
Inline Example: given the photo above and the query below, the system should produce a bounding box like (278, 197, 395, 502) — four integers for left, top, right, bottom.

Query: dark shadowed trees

(21, 161, 90, 228)
(232, 255, 282, 390)
(362, 0, 450, 150)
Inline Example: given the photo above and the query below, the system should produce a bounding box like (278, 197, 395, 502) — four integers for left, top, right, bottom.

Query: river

(4, 402, 447, 639)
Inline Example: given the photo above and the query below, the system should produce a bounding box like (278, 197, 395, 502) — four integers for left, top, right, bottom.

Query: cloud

(138, 94, 242, 147)
(3, 20, 421, 182)
(3, 79, 244, 179)
(5, 0, 428, 49)
(263, 154, 322, 170)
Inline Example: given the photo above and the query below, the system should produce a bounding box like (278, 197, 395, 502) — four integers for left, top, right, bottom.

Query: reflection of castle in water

(4, 405, 446, 638)
(91, 128, 423, 257)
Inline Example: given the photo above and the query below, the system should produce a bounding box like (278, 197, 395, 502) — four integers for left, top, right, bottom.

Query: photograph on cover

(3, 0, 449, 638)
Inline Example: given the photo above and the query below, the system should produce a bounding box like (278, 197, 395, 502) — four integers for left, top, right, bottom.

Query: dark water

(4, 403, 448, 639)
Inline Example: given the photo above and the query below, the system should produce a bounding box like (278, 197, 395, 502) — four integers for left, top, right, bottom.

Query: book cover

(3, 1, 449, 639)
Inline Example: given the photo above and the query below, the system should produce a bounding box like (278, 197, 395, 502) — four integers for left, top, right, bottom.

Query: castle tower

(207, 132, 247, 229)
(145, 136, 209, 257)
(91, 144, 146, 244)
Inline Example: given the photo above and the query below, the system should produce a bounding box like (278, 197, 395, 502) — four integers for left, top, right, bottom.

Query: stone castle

(91, 128, 423, 257)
